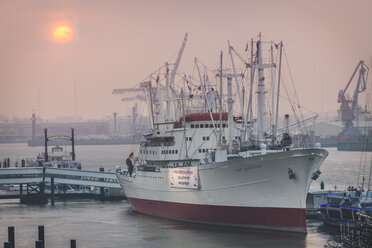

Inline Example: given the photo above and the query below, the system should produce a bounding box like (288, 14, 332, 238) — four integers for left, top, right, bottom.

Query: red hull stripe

(127, 197, 306, 232)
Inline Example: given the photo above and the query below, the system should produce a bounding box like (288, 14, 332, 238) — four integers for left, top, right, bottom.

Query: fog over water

(0, 0, 372, 120)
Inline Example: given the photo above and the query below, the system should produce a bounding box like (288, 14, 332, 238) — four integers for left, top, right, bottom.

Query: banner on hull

(169, 166, 199, 189)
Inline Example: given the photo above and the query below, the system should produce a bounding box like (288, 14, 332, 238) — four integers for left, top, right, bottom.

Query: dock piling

(7, 226, 14, 248)
(62, 184, 66, 201)
(35, 240, 43, 248)
(99, 167, 105, 201)
(37, 226, 44, 248)
(51, 177, 55, 206)
(70, 239, 76, 248)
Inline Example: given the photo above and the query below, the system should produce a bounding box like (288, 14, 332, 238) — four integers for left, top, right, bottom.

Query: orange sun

(53, 25, 73, 43)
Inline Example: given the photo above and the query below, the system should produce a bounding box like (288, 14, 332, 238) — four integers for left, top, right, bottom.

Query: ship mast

(274, 41, 283, 141)
(228, 41, 247, 141)
(247, 38, 255, 143)
(270, 41, 276, 143)
(256, 35, 267, 145)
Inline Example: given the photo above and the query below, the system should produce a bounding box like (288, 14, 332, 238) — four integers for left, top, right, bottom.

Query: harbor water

(0, 143, 369, 247)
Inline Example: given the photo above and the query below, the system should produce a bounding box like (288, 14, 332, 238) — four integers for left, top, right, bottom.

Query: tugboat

(116, 34, 328, 233)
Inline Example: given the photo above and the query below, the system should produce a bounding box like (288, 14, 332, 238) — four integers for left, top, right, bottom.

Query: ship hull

(118, 148, 328, 233)
(127, 197, 306, 232)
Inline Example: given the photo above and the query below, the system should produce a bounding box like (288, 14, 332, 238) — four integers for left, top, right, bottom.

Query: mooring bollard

(8, 226, 14, 248)
(70, 239, 76, 248)
(35, 240, 42, 248)
(38, 226, 44, 248)
(3, 242, 11, 248)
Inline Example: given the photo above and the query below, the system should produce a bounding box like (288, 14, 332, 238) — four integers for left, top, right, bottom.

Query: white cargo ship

(116, 33, 328, 233)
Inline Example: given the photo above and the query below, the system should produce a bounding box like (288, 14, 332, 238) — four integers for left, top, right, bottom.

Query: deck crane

(112, 83, 153, 130)
(337, 60, 369, 136)
(112, 33, 188, 131)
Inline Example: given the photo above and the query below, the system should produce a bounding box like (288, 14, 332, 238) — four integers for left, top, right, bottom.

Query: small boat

(320, 186, 372, 227)
(26, 146, 81, 169)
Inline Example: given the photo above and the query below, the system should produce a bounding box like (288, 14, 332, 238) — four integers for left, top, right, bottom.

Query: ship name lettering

(174, 170, 193, 175)
(236, 164, 262, 173)
(178, 176, 190, 180)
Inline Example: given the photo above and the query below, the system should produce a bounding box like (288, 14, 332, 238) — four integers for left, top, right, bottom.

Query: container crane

(337, 60, 369, 136)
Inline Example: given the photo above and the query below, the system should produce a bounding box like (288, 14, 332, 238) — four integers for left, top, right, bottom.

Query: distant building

(313, 121, 343, 138)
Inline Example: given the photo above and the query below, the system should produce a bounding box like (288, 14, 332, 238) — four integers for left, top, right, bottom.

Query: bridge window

(175, 150, 178, 154)
(328, 210, 341, 219)
(195, 124, 199, 128)
(205, 124, 209, 128)
(191, 124, 194, 128)
(222, 124, 226, 128)
(199, 149, 201, 153)
(200, 124, 204, 128)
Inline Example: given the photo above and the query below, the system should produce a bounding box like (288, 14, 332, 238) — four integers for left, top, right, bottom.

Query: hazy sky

(1, 0, 371, 120)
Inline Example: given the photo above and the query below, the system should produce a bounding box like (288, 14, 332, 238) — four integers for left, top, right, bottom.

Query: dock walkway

(0, 167, 120, 189)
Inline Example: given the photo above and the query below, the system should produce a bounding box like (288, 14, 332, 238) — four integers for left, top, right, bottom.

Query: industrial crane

(337, 60, 369, 136)
(112, 33, 188, 131)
